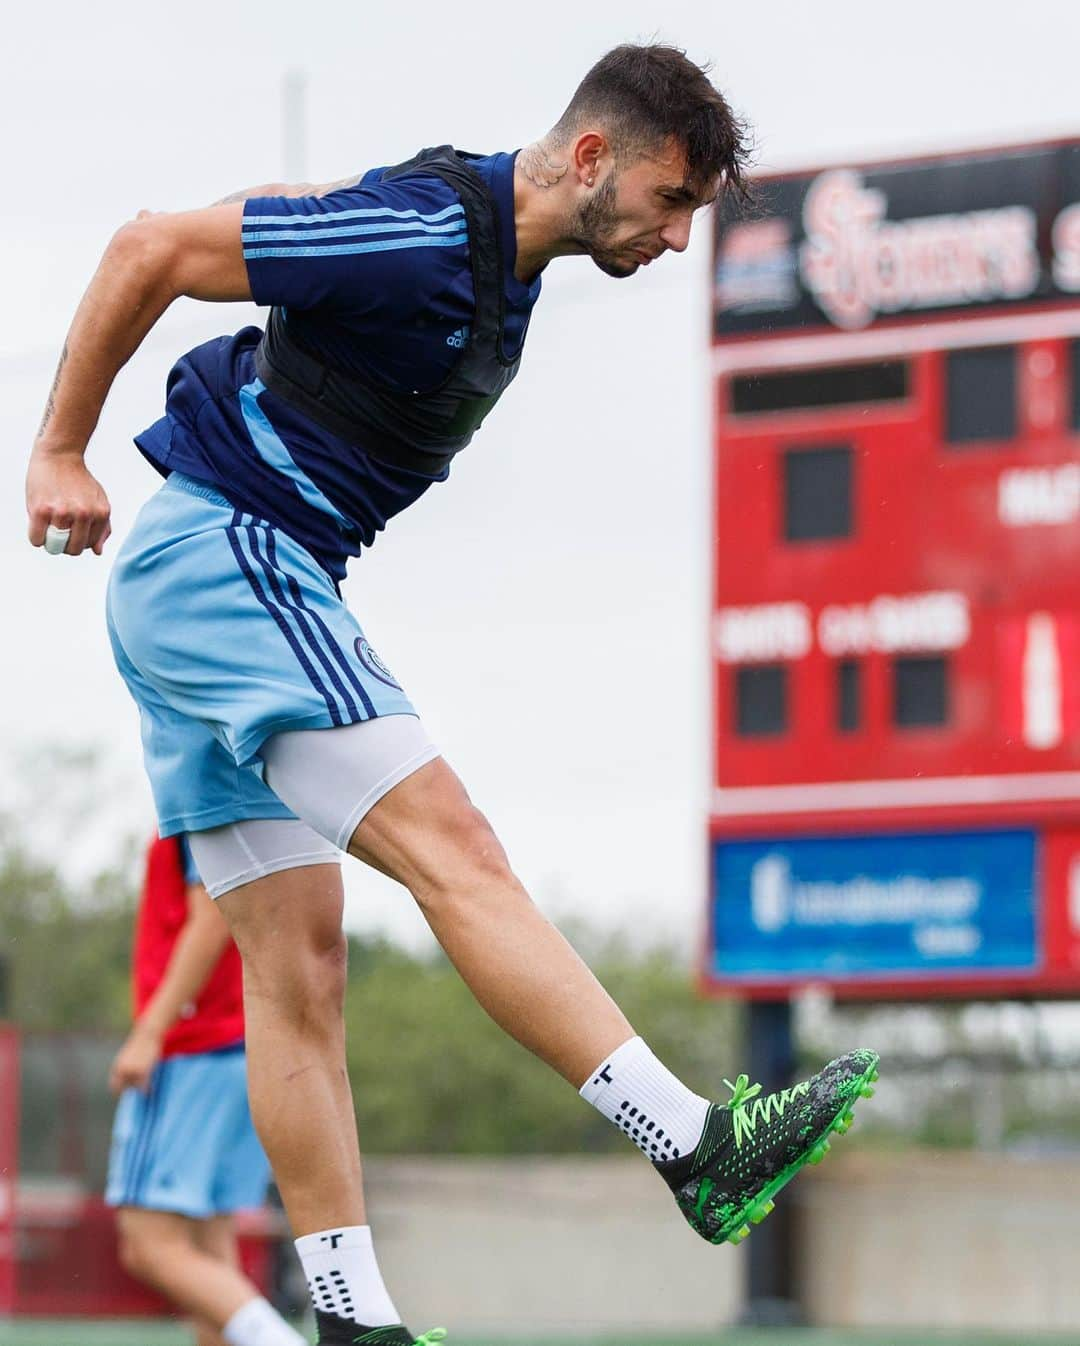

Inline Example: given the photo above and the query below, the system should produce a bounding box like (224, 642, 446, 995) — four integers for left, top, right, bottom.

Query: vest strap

(253, 146, 516, 477)
(254, 314, 456, 476)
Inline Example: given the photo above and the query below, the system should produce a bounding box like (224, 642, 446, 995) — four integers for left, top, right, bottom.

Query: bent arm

(27, 172, 364, 556)
(26, 204, 250, 554)
(33, 177, 360, 465)
(33, 205, 250, 458)
(109, 883, 234, 1094)
(137, 881, 234, 1039)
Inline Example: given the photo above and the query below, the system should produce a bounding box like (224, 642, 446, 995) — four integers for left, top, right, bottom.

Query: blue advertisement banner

(710, 830, 1039, 982)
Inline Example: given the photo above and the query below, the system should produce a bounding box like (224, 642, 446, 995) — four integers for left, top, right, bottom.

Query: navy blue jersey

(135, 151, 540, 580)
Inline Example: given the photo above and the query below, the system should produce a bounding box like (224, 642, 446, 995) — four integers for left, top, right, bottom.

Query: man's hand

(26, 444, 112, 557)
(109, 1021, 164, 1095)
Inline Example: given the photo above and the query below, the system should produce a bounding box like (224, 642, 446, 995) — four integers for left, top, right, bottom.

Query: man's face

(572, 139, 718, 279)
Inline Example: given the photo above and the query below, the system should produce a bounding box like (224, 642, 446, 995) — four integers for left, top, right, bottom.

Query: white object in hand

(44, 525, 71, 555)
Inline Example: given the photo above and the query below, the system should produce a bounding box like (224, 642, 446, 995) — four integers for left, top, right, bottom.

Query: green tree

(0, 820, 136, 1033)
(344, 934, 739, 1154)
(0, 788, 740, 1157)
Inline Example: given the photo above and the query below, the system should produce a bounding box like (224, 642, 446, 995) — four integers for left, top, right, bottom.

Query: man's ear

(570, 131, 609, 187)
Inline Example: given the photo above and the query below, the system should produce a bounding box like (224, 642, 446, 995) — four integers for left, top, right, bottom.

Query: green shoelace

(722, 1072, 809, 1149)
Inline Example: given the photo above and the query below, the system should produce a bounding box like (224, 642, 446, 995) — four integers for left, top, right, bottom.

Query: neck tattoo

(517, 142, 569, 188)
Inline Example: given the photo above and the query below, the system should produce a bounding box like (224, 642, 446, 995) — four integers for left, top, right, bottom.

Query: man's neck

(512, 141, 585, 282)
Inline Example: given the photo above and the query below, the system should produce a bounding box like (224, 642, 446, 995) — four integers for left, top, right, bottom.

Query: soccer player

(106, 833, 305, 1346)
(27, 44, 878, 1346)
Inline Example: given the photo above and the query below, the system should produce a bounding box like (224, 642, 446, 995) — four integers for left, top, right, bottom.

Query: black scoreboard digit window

(837, 659, 861, 732)
(945, 346, 1017, 444)
(735, 665, 788, 737)
(1071, 340, 1080, 434)
(730, 361, 909, 415)
(784, 445, 853, 542)
(893, 655, 949, 727)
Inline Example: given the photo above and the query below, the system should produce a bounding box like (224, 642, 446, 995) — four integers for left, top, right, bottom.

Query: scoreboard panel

(706, 138, 1080, 998)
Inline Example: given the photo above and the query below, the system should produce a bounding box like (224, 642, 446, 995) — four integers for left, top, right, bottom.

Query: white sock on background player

(222, 1294, 307, 1345)
(580, 1036, 711, 1162)
(295, 1225, 400, 1326)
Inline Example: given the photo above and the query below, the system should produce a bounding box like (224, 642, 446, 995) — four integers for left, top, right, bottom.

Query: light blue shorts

(105, 1044, 270, 1218)
(106, 474, 417, 837)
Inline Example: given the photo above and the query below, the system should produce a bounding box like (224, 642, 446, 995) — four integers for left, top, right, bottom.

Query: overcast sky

(2, 0, 1077, 952)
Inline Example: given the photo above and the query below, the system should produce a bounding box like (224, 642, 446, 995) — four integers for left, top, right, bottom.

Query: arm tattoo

(37, 341, 69, 437)
(210, 183, 309, 206)
(210, 173, 362, 207)
(212, 187, 264, 206)
(517, 142, 569, 189)
(310, 172, 364, 196)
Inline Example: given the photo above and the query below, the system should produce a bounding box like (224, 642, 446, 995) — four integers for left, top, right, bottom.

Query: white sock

(295, 1225, 399, 1326)
(223, 1295, 306, 1346)
(580, 1035, 711, 1162)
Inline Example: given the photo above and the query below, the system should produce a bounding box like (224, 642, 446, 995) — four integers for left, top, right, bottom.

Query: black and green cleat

(314, 1315, 447, 1346)
(654, 1048, 880, 1246)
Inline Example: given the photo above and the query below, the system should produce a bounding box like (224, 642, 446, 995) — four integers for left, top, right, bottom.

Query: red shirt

(132, 835, 245, 1058)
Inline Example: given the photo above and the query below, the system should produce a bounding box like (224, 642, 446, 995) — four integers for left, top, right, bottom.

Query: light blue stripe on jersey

(243, 202, 464, 226)
(238, 379, 353, 528)
(243, 232, 468, 260)
(241, 217, 466, 243)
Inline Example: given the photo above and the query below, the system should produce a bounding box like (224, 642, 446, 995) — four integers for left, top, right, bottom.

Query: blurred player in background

(106, 834, 305, 1346)
(29, 43, 878, 1346)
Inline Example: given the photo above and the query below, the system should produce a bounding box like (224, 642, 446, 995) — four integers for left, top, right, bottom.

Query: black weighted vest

(253, 146, 524, 476)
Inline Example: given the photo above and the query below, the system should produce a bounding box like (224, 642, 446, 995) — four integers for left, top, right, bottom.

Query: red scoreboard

(705, 137, 1080, 999)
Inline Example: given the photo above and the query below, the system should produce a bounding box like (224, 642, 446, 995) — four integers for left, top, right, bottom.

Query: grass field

(0, 1327, 1073, 1346)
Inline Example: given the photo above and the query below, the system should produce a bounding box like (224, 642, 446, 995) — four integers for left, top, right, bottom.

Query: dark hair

(552, 43, 752, 203)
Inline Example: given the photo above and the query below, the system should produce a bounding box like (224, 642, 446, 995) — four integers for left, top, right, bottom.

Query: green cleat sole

(709, 1053, 880, 1247)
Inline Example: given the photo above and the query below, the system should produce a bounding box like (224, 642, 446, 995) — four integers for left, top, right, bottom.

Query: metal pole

(742, 998, 800, 1326)
(0, 1025, 19, 1312)
(282, 69, 308, 184)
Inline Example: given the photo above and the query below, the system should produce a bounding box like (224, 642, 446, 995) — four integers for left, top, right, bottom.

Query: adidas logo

(446, 325, 470, 349)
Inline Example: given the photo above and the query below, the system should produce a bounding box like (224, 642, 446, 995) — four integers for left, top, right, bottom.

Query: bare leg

(217, 864, 366, 1237)
(189, 1218, 237, 1345)
(214, 757, 630, 1248)
(350, 757, 634, 1086)
(192, 1211, 242, 1266)
(115, 1208, 254, 1329)
(186, 1218, 256, 1345)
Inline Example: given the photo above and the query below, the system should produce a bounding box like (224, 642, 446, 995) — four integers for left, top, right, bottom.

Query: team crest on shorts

(354, 637, 401, 689)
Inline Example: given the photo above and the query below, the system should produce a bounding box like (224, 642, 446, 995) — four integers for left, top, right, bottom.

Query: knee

(244, 923, 349, 1020)
(116, 1225, 157, 1285)
(411, 805, 521, 916)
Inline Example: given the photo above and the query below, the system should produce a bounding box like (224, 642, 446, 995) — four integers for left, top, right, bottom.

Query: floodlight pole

(743, 998, 800, 1326)
(282, 69, 308, 184)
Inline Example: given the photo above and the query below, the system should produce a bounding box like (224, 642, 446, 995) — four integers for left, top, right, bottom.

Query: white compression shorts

(188, 713, 439, 898)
